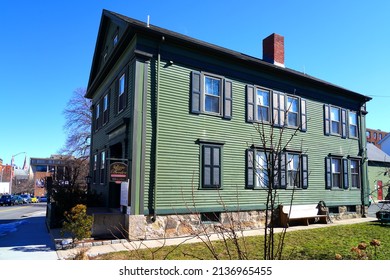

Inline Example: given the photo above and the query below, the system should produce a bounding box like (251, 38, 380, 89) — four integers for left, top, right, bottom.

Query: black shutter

(224, 79, 233, 119)
(341, 109, 347, 139)
(279, 152, 287, 189)
(325, 157, 332, 189)
(324, 104, 330, 136)
(246, 85, 255, 122)
(191, 71, 201, 114)
(246, 149, 254, 189)
(343, 158, 349, 189)
(301, 154, 309, 189)
(300, 99, 307, 132)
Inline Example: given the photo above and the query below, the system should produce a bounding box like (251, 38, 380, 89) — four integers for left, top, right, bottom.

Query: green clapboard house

(86, 10, 371, 239)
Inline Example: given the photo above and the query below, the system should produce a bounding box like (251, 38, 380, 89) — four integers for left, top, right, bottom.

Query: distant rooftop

(367, 142, 390, 163)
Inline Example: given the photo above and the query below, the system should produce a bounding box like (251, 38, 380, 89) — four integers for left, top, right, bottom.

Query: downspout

(358, 103, 368, 217)
(153, 36, 164, 221)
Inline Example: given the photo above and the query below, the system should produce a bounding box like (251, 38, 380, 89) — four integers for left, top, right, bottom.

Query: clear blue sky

(1, 0, 390, 168)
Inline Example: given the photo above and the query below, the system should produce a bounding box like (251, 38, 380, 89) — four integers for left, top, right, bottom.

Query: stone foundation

(119, 205, 365, 240)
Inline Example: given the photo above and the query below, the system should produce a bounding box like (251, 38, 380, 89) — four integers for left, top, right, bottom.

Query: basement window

(201, 212, 221, 224)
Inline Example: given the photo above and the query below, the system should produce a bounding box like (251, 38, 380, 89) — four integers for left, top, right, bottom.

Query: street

(0, 203, 58, 260)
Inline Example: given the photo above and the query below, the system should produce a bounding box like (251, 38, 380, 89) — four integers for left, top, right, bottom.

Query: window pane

(287, 97, 298, 113)
(204, 147, 211, 165)
(257, 89, 270, 106)
(288, 112, 298, 127)
(331, 121, 340, 134)
(119, 74, 125, 95)
(104, 95, 108, 111)
(213, 167, 220, 186)
(331, 107, 340, 121)
(255, 152, 268, 187)
(213, 147, 220, 166)
(350, 126, 357, 137)
(332, 159, 340, 172)
(349, 112, 357, 125)
(257, 106, 269, 122)
(204, 167, 211, 186)
(205, 95, 220, 113)
(333, 174, 340, 188)
(352, 174, 359, 188)
(205, 77, 220, 96)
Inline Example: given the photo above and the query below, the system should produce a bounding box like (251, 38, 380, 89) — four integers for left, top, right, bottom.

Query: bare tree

(60, 88, 92, 158)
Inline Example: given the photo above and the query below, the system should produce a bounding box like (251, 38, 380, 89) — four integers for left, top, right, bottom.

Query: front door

(378, 180, 383, 200)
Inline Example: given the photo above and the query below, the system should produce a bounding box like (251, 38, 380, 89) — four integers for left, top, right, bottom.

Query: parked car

(20, 194, 32, 204)
(12, 195, 24, 205)
(31, 196, 39, 203)
(0, 195, 15, 206)
(38, 196, 47, 203)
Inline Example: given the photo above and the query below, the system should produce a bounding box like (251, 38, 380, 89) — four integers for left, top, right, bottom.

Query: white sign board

(120, 181, 129, 206)
(0, 182, 10, 194)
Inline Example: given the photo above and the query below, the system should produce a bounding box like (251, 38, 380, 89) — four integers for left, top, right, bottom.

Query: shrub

(62, 204, 94, 242)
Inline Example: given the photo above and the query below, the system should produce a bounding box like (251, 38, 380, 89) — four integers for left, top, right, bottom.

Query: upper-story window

(95, 103, 100, 131)
(324, 105, 347, 138)
(379, 133, 383, 140)
(204, 76, 221, 114)
(287, 96, 299, 127)
(246, 86, 307, 131)
(256, 88, 271, 122)
(118, 73, 126, 113)
(330, 107, 341, 135)
(374, 132, 377, 139)
(366, 131, 370, 138)
(113, 33, 119, 46)
(93, 154, 98, 183)
(349, 111, 358, 138)
(103, 93, 109, 125)
(191, 71, 232, 119)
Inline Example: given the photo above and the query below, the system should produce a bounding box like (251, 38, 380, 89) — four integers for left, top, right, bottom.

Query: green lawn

(92, 221, 390, 260)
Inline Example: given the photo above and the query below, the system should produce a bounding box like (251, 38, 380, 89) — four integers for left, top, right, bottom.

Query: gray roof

(367, 142, 390, 163)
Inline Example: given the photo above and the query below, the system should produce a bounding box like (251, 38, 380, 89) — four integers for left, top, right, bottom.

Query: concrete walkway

(53, 217, 378, 260)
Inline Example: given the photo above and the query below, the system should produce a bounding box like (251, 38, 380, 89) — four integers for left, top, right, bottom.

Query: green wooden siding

(368, 164, 390, 201)
(143, 59, 365, 215)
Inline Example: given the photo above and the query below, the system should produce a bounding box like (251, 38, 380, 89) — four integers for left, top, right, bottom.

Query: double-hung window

(204, 76, 221, 114)
(103, 94, 109, 125)
(247, 149, 308, 189)
(325, 156, 349, 189)
(95, 103, 100, 131)
(350, 159, 360, 188)
(246, 86, 307, 131)
(93, 154, 98, 184)
(287, 153, 300, 187)
(324, 105, 348, 138)
(201, 144, 222, 189)
(100, 151, 106, 184)
(330, 107, 341, 135)
(118, 73, 126, 113)
(349, 111, 358, 138)
(256, 88, 271, 122)
(191, 71, 232, 119)
(287, 96, 299, 127)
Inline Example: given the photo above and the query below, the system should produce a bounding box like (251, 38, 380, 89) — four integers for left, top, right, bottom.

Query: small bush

(62, 204, 94, 242)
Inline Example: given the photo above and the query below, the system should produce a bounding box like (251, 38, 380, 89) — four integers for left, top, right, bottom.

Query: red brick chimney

(263, 33, 285, 67)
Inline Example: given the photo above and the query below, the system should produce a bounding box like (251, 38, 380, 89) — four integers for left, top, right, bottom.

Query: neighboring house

(86, 10, 371, 239)
(378, 133, 390, 156)
(366, 128, 388, 148)
(30, 155, 75, 197)
(367, 143, 390, 201)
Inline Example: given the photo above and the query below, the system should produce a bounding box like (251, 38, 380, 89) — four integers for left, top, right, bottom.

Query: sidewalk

(52, 217, 377, 260)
